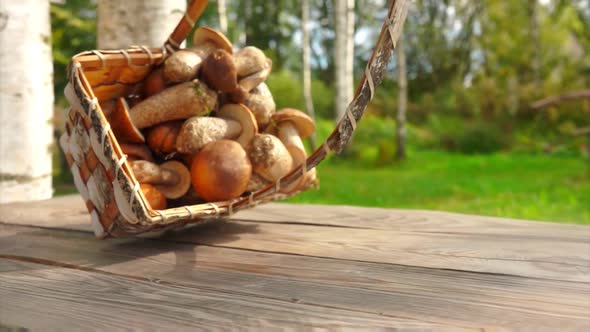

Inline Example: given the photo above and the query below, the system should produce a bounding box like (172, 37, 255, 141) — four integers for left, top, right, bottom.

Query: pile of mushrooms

(105, 27, 317, 210)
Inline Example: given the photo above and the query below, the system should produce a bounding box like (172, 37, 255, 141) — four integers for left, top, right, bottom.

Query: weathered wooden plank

(1, 195, 589, 282)
(1, 259, 459, 331)
(2, 225, 589, 331)
(237, 203, 590, 239)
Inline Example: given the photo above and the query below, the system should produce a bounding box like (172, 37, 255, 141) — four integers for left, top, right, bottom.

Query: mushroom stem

(245, 83, 276, 130)
(277, 121, 307, 165)
(129, 80, 217, 129)
(176, 117, 242, 153)
(238, 59, 272, 92)
(233, 47, 268, 77)
(131, 160, 191, 199)
(248, 134, 293, 182)
(132, 160, 179, 186)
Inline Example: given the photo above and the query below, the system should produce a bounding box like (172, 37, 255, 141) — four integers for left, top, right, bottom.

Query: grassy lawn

(287, 151, 590, 224)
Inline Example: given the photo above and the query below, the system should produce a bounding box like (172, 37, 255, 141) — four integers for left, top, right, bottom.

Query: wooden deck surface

(1, 194, 589, 331)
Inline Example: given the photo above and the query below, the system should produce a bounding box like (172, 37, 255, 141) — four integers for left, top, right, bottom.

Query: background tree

(0, 0, 54, 203)
(217, 0, 228, 35)
(302, 0, 317, 149)
(97, 0, 185, 49)
(395, 35, 407, 160)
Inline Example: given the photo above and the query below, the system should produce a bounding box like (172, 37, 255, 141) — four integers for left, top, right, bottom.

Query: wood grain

(2, 225, 589, 331)
(1, 195, 589, 282)
(2, 259, 460, 331)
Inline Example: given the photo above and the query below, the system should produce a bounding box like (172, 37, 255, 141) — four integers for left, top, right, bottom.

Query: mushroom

(244, 82, 276, 130)
(266, 109, 316, 191)
(147, 121, 183, 155)
(130, 79, 217, 129)
(191, 140, 252, 202)
(246, 173, 271, 192)
(164, 27, 233, 84)
(248, 134, 293, 182)
(201, 46, 271, 103)
(234, 46, 269, 78)
(120, 143, 154, 162)
(108, 80, 217, 144)
(140, 183, 167, 210)
(176, 103, 258, 153)
(143, 67, 167, 97)
(131, 160, 191, 199)
(107, 97, 145, 143)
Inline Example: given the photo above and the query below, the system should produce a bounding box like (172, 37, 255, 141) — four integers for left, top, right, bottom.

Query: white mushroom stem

(246, 173, 271, 192)
(238, 59, 272, 92)
(244, 91, 275, 130)
(277, 121, 306, 165)
(132, 160, 179, 185)
(176, 117, 241, 153)
(129, 80, 217, 129)
(277, 121, 309, 192)
(249, 134, 293, 182)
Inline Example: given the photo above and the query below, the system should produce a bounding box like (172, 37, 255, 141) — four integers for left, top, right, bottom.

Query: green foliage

(454, 122, 511, 154)
(288, 151, 590, 224)
(266, 69, 335, 119)
(50, 0, 96, 103)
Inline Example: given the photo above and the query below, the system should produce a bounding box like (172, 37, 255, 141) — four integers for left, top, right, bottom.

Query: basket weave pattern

(59, 0, 409, 238)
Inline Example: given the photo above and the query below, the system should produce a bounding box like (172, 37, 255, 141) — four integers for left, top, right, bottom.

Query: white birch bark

(345, 0, 355, 110)
(0, 0, 54, 203)
(217, 0, 228, 35)
(335, 0, 356, 122)
(97, 0, 185, 49)
(302, 0, 317, 149)
(334, 0, 347, 122)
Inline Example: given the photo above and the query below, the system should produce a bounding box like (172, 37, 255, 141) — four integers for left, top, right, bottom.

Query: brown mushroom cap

(192, 27, 233, 54)
(191, 140, 252, 202)
(200, 49, 238, 92)
(217, 104, 258, 149)
(107, 97, 145, 143)
(147, 121, 183, 154)
(157, 161, 192, 199)
(120, 143, 154, 162)
(142, 67, 167, 97)
(140, 183, 167, 210)
(269, 108, 315, 139)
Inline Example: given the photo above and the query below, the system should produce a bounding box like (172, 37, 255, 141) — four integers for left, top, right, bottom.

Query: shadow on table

(0, 219, 260, 278)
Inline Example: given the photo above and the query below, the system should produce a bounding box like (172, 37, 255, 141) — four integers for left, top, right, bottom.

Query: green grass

(287, 151, 590, 224)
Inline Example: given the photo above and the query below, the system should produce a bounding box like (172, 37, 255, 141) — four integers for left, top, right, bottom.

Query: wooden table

(1, 195, 589, 331)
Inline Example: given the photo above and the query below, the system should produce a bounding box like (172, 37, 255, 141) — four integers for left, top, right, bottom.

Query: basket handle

(163, 0, 209, 53)
(229, 0, 410, 210)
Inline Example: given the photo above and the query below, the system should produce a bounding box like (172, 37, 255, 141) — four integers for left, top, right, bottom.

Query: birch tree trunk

(0, 0, 54, 203)
(395, 36, 407, 160)
(335, 0, 355, 123)
(345, 0, 355, 109)
(302, 0, 317, 150)
(334, 0, 347, 122)
(217, 0, 228, 35)
(97, 0, 185, 49)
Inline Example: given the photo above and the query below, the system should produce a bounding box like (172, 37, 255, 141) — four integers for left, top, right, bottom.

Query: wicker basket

(59, 0, 409, 238)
